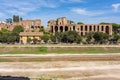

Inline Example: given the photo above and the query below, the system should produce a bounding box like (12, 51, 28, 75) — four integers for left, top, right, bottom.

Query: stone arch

(89, 25, 92, 31)
(101, 26, 104, 31)
(106, 26, 109, 34)
(97, 26, 99, 31)
(51, 26, 53, 33)
(55, 26, 58, 32)
(73, 26, 75, 31)
(85, 25, 87, 31)
(81, 26, 83, 31)
(60, 26, 63, 32)
(94, 25, 96, 31)
(65, 26, 68, 31)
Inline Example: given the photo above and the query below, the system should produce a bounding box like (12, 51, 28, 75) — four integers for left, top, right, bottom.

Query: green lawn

(0, 46, 120, 54)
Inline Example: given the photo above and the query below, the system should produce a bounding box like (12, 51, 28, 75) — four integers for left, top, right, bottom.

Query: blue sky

(0, 0, 120, 26)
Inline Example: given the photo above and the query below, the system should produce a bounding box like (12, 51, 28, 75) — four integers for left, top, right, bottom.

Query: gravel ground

(0, 54, 120, 80)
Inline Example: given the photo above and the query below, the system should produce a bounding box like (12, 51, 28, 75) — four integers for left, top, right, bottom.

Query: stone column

(91, 25, 93, 32)
(103, 26, 106, 33)
(63, 26, 65, 32)
(109, 25, 112, 35)
(83, 25, 85, 36)
(53, 26, 55, 33)
(99, 25, 101, 32)
(87, 25, 89, 32)
(58, 26, 60, 32)
(95, 25, 97, 32)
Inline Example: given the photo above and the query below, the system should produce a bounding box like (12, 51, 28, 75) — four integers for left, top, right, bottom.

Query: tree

(20, 17, 23, 21)
(50, 35, 56, 43)
(86, 32, 94, 43)
(55, 32, 63, 42)
(93, 32, 109, 44)
(75, 36, 82, 44)
(67, 31, 79, 43)
(27, 38, 32, 44)
(77, 22, 84, 24)
(113, 35, 120, 43)
(12, 25, 24, 42)
(33, 38, 38, 44)
(13, 15, 19, 22)
(6, 18, 12, 24)
(41, 34, 50, 43)
(39, 28, 45, 32)
(100, 22, 110, 24)
(13, 25, 24, 34)
(1, 28, 10, 32)
(7, 36, 16, 43)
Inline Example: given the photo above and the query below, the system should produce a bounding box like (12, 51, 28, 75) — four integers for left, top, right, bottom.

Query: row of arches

(51, 25, 110, 35)
(79, 25, 109, 34)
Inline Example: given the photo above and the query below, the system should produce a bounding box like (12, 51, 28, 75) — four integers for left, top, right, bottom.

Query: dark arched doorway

(85, 25, 87, 31)
(65, 26, 68, 31)
(106, 26, 109, 34)
(90, 25, 92, 31)
(73, 26, 75, 31)
(60, 26, 63, 32)
(55, 26, 58, 32)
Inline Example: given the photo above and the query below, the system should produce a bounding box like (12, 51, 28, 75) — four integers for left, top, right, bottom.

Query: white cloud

(112, 3, 120, 12)
(60, 0, 83, 3)
(0, 12, 5, 17)
(71, 8, 105, 16)
(0, 0, 57, 16)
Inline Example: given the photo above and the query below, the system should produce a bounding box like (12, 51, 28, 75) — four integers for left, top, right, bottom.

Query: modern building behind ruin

(0, 19, 44, 44)
(47, 17, 112, 35)
(13, 19, 43, 32)
(17, 19, 43, 44)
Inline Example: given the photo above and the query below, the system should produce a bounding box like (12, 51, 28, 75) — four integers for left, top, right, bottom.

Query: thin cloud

(71, 8, 105, 16)
(0, 0, 57, 16)
(112, 3, 120, 12)
(60, 0, 83, 3)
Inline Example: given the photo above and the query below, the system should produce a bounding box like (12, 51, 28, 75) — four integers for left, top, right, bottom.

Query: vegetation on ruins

(0, 25, 24, 43)
(49, 31, 82, 44)
(100, 22, 120, 35)
(41, 34, 50, 43)
(77, 22, 84, 24)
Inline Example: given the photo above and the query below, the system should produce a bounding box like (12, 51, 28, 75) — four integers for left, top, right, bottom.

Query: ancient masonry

(47, 17, 112, 35)
(0, 17, 113, 44)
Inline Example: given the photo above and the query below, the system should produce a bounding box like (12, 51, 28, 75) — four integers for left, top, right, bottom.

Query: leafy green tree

(7, 36, 16, 43)
(100, 22, 110, 24)
(55, 32, 63, 42)
(13, 15, 19, 22)
(41, 34, 50, 43)
(33, 38, 38, 44)
(86, 32, 94, 43)
(93, 32, 109, 44)
(77, 22, 84, 24)
(50, 35, 56, 43)
(75, 36, 82, 44)
(1, 28, 10, 32)
(67, 31, 79, 43)
(12, 25, 24, 42)
(27, 38, 32, 44)
(113, 35, 120, 43)
(39, 28, 45, 32)
(13, 25, 24, 34)
(20, 17, 23, 21)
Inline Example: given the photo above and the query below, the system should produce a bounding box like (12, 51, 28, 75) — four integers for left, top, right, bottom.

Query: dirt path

(0, 54, 120, 80)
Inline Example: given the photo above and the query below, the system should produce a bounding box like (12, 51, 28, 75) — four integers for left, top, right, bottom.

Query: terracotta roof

(19, 32, 43, 36)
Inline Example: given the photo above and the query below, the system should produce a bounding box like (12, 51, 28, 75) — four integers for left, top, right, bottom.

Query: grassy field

(0, 46, 120, 54)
